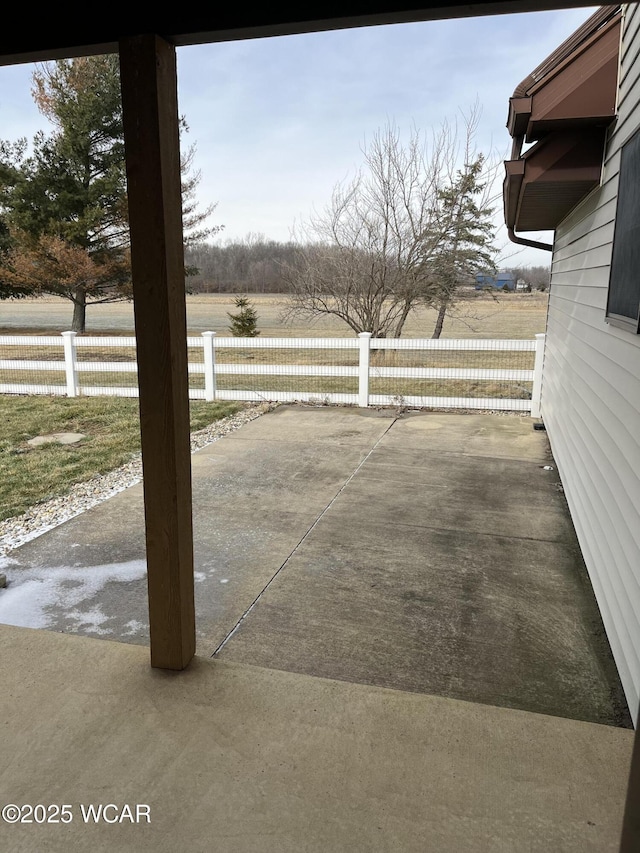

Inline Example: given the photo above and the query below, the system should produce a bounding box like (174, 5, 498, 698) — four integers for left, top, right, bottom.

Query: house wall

(542, 3, 640, 723)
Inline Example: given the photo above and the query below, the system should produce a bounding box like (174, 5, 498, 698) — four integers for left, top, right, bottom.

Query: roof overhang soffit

(0, 2, 613, 65)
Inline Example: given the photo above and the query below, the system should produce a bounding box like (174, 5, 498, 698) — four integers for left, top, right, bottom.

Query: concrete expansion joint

(211, 417, 398, 657)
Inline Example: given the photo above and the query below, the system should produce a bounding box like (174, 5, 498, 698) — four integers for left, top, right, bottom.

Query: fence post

(531, 333, 545, 419)
(358, 332, 371, 408)
(202, 331, 217, 401)
(61, 331, 78, 398)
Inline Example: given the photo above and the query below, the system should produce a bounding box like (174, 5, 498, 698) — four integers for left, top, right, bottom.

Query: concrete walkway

(0, 406, 635, 851)
(0, 624, 632, 853)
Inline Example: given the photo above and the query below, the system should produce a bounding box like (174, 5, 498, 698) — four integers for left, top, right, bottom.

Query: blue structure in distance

(475, 272, 516, 291)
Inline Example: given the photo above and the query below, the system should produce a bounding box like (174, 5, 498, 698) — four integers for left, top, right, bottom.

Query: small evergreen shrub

(227, 296, 260, 337)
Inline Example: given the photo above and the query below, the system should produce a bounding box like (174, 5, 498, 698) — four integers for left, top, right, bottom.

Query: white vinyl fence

(0, 331, 545, 415)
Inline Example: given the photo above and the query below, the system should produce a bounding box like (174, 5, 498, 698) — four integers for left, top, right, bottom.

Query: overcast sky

(0, 8, 597, 268)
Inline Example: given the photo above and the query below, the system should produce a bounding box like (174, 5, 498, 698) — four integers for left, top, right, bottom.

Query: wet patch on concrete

(0, 558, 148, 638)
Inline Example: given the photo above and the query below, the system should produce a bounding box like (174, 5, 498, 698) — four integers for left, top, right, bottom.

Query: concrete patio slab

(380, 412, 553, 461)
(0, 624, 633, 853)
(331, 451, 576, 542)
(0, 406, 632, 729)
(218, 527, 623, 722)
(220, 404, 396, 444)
(0, 408, 393, 653)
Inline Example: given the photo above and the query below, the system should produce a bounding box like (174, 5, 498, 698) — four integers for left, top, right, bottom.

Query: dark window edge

(605, 312, 640, 333)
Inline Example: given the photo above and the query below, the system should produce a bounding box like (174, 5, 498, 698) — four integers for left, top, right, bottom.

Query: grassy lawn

(0, 396, 240, 522)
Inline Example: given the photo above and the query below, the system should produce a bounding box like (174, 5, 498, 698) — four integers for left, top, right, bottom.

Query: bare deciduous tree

(282, 111, 498, 337)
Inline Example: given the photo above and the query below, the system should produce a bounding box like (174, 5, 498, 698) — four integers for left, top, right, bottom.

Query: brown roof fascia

(508, 97, 533, 140)
(503, 159, 526, 229)
(513, 4, 620, 97)
(504, 128, 606, 231)
(507, 5, 621, 137)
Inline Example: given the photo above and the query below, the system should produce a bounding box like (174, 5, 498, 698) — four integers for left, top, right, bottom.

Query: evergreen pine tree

(429, 155, 497, 338)
(227, 296, 260, 337)
(0, 57, 219, 331)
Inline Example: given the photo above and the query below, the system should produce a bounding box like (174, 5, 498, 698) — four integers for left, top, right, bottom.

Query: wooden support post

(119, 35, 195, 670)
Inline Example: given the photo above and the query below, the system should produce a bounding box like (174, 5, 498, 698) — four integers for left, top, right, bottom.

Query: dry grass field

(0, 290, 549, 339)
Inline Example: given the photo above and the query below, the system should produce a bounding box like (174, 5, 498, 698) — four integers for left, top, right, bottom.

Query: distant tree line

(183, 240, 553, 300)
(505, 265, 551, 291)
(185, 235, 301, 294)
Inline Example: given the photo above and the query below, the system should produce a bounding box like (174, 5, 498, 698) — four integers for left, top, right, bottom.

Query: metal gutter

(507, 227, 553, 251)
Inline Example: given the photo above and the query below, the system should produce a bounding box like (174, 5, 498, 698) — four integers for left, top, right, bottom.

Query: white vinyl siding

(543, 3, 640, 721)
